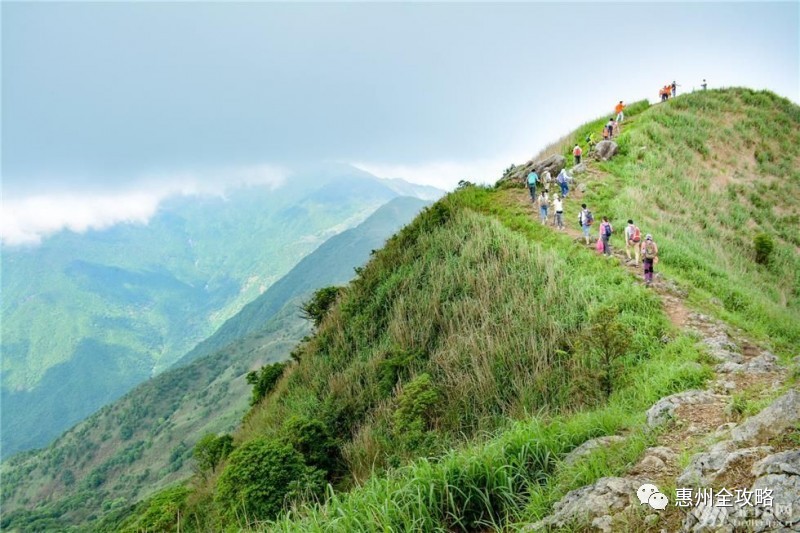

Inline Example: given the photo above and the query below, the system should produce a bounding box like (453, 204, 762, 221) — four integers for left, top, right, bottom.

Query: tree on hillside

(300, 286, 342, 327)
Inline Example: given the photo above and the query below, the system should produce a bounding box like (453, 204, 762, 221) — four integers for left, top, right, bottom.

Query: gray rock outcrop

(646, 390, 717, 427)
(731, 389, 800, 446)
(524, 477, 641, 532)
(594, 141, 618, 161)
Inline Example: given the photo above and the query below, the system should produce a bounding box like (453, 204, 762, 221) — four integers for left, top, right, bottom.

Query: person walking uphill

(578, 204, 594, 244)
(573, 145, 582, 165)
(615, 101, 625, 122)
(641, 234, 659, 286)
(538, 190, 550, 224)
(599, 216, 613, 256)
(553, 194, 564, 230)
(527, 170, 539, 200)
(556, 168, 570, 198)
(625, 219, 641, 266)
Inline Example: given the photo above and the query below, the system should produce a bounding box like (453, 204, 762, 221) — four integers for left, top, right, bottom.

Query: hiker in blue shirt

(527, 171, 539, 200)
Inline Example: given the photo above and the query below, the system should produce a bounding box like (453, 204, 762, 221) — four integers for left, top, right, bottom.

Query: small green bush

(283, 415, 340, 477)
(301, 286, 342, 327)
(754, 233, 774, 264)
(246, 361, 288, 406)
(216, 438, 324, 523)
(193, 433, 233, 475)
(393, 373, 439, 452)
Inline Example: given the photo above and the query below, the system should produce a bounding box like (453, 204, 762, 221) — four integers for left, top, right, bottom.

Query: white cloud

(351, 156, 523, 191)
(0, 164, 286, 246)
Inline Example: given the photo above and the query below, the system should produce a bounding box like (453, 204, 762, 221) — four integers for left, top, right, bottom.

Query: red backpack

(631, 226, 641, 243)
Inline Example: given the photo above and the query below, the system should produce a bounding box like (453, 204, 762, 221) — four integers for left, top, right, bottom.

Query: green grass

(32, 88, 799, 532)
(571, 89, 800, 354)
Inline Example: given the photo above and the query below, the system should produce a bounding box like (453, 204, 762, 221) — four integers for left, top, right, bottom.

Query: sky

(2, 2, 798, 245)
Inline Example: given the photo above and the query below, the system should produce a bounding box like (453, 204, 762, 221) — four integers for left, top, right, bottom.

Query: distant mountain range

(0, 195, 429, 529)
(0, 165, 442, 458)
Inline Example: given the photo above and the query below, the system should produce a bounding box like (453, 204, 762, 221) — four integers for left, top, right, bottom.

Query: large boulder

(594, 141, 619, 161)
(731, 389, 800, 446)
(501, 154, 567, 186)
(525, 477, 642, 532)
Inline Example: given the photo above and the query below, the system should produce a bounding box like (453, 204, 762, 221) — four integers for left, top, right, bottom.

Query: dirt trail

(517, 169, 793, 532)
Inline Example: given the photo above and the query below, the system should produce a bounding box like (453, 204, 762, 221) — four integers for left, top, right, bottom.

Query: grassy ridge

(55, 88, 800, 532)
(566, 89, 800, 353)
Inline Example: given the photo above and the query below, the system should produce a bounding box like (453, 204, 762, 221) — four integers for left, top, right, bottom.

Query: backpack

(585, 211, 594, 226)
(603, 222, 612, 237)
(644, 241, 657, 259)
(631, 226, 641, 243)
(540, 196, 549, 208)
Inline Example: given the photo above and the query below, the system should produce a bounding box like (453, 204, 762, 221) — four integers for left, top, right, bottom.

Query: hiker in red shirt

(573, 145, 582, 165)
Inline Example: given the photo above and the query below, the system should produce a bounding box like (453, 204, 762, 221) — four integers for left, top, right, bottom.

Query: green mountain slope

(0, 169, 434, 457)
(0, 196, 428, 530)
(9, 88, 798, 532)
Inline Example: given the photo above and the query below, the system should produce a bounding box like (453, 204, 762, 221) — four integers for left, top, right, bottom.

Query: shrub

(282, 415, 340, 476)
(216, 438, 324, 523)
(193, 433, 234, 475)
(301, 286, 342, 327)
(754, 233, 774, 265)
(246, 361, 288, 406)
(393, 373, 439, 452)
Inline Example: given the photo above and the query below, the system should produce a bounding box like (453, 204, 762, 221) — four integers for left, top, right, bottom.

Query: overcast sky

(2, 2, 798, 244)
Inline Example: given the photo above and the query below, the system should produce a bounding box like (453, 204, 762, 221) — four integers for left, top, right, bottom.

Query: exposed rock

(578, 182, 588, 193)
(682, 450, 800, 532)
(749, 450, 800, 531)
(524, 477, 641, 532)
(731, 389, 800, 446)
(501, 154, 567, 186)
(632, 447, 677, 477)
(571, 162, 588, 174)
(717, 352, 780, 375)
(677, 442, 772, 487)
(646, 390, 717, 427)
(563, 435, 626, 466)
(594, 141, 618, 161)
(702, 332, 743, 364)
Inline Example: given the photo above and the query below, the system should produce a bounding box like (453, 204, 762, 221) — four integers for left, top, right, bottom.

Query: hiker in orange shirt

(615, 101, 625, 122)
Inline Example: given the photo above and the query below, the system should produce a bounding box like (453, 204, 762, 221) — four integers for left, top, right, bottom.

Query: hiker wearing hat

(641, 234, 659, 286)
(625, 219, 641, 266)
(556, 168, 570, 198)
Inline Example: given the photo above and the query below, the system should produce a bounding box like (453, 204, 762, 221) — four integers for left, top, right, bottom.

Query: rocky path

(514, 184, 799, 532)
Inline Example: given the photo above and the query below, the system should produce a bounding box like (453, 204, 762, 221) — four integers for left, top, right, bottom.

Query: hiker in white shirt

(553, 195, 564, 230)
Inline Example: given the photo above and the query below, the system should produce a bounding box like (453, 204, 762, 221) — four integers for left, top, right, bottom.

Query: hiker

(538, 190, 550, 224)
(602, 126, 610, 141)
(672, 81, 678, 97)
(553, 194, 564, 230)
(578, 203, 593, 244)
(615, 101, 625, 122)
(556, 168, 569, 198)
(573, 145, 582, 165)
(605, 118, 614, 139)
(599, 216, 613, 256)
(586, 132, 597, 151)
(701, 78, 707, 91)
(542, 170, 552, 188)
(527, 170, 538, 200)
(660, 86, 669, 102)
(641, 234, 659, 286)
(624, 219, 641, 266)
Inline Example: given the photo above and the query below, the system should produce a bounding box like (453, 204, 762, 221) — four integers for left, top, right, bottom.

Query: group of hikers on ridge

(525, 98, 661, 286)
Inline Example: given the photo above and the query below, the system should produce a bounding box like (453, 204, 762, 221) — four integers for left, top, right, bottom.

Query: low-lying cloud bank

(1, 165, 286, 246)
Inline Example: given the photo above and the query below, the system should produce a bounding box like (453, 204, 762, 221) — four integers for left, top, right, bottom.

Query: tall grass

(571, 88, 800, 353)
